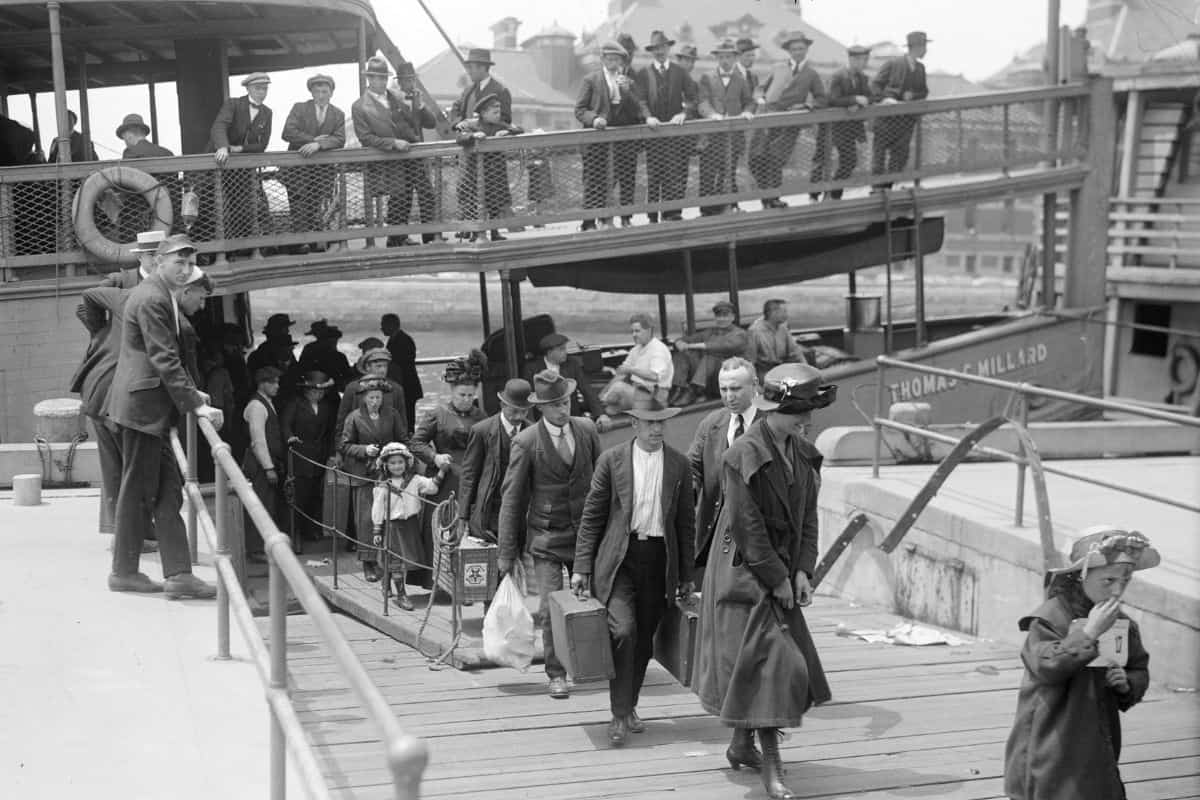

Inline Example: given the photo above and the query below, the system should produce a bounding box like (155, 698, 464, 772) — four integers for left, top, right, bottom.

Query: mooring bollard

(12, 474, 43, 506)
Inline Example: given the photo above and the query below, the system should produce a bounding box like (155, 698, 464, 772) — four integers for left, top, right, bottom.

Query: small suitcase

(548, 589, 615, 682)
(654, 593, 701, 687)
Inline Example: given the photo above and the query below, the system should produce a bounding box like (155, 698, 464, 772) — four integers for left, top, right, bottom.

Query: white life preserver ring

(73, 165, 173, 264)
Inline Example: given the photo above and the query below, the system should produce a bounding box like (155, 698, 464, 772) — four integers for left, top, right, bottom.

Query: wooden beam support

(0, 15, 362, 47)
(682, 250, 696, 335)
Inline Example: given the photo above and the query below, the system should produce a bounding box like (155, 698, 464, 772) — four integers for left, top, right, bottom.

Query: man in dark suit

(105, 235, 223, 598)
(451, 48, 513, 126)
(208, 73, 274, 249)
(815, 45, 873, 200)
(457, 379, 532, 542)
(381, 313, 423, 427)
(498, 371, 602, 699)
(118, 113, 173, 159)
(572, 388, 695, 746)
(698, 39, 756, 215)
(685, 357, 758, 578)
(281, 73, 346, 253)
(352, 57, 443, 246)
(115, 115, 175, 239)
(635, 31, 698, 223)
(871, 31, 931, 190)
(749, 33, 827, 209)
(523, 333, 607, 424)
(48, 110, 97, 163)
(575, 40, 644, 231)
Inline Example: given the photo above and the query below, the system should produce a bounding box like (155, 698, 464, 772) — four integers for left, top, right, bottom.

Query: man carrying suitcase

(571, 388, 695, 746)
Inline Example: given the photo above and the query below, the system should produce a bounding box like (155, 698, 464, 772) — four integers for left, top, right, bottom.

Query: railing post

(873, 358, 887, 478)
(269, 548, 287, 800)
(186, 413, 199, 564)
(1013, 389, 1030, 527)
(215, 456, 231, 660)
(213, 169, 229, 267)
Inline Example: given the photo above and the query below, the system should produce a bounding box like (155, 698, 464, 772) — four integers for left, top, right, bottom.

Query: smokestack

(490, 16, 521, 50)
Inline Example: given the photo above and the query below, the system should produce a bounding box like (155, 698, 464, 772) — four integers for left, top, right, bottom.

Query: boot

(725, 727, 762, 770)
(757, 728, 796, 799)
(392, 574, 414, 611)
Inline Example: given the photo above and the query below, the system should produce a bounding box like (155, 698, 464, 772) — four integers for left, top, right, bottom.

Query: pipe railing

(168, 414, 427, 800)
(871, 355, 1200, 521)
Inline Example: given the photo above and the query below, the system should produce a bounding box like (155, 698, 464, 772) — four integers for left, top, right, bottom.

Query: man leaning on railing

(870, 31, 931, 191)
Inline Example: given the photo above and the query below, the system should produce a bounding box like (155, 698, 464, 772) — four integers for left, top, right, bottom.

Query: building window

(965, 255, 977, 274)
(1130, 303, 1171, 357)
(981, 254, 998, 270)
(944, 254, 962, 268)
(1002, 255, 1015, 273)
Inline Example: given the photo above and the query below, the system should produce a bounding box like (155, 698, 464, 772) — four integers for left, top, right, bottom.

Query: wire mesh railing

(0, 84, 1092, 278)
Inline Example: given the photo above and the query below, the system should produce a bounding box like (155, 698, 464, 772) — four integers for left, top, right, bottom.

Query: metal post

(911, 189, 926, 348)
(186, 413, 199, 564)
(357, 18, 368, 97)
(682, 250, 696, 335)
(77, 51, 92, 160)
(46, 2, 71, 164)
(479, 273, 491, 338)
(148, 80, 159, 145)
(510, 271, 525, 373)
(1041, 0, 1062, 310)
(215, 458, 231, 660)
(1041, 193, 1057, 307)
(269, 553, 287, 800)
(727, 241, 740, 323)
(500, 270, 519, 377)
(1013, 390, 1030, 527)
(872, 359, 887, 479)
(657, 293, 669, 338)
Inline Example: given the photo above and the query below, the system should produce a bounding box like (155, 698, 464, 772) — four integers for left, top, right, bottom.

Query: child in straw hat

(371, 442, 448, 610)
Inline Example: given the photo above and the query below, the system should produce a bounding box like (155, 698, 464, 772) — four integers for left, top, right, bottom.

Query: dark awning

(525, 216, 945, 294)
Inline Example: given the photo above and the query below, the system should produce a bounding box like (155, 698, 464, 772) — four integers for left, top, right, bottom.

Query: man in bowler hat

(457, 378, 533, 542)
(572, 389, 695, 746)
(281, 74, 346, 252)
(451, 48, 513, 126)
(871, 31, 931, 190)
(498, 370, 602, 699)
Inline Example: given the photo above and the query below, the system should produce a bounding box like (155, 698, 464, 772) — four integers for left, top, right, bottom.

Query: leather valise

(653, 593, 701, 686)
(548, 589, 615, 682)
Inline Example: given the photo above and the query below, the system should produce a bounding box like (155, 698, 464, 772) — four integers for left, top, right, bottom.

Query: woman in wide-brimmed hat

(693, 363, 836, 800)
(335, 347, 409, 438)
(337, 376, 408, 582)
(281, 370, 339, 542)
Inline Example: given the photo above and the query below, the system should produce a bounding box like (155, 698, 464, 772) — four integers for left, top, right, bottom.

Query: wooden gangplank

(276, 597, 1200, 800)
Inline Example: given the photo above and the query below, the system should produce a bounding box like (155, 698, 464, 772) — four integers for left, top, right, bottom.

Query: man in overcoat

(697, 39, 755, 216)
(282, 370, 338, 542)
(208, 73, 273, 248)
(352, 57, 442, 246)
(575, 41, 644, 231)
(635, 31, 697, 223)
(572, 390, 695, 747)
(105, 235, 223, 598)
(693, 363, 835, 800)
(814, 45, 873, 200)
(871, 31, 931, 190)
(381, 313, 423, 428)
(281, 74, 346, 252)
(457, 378, 532, 542)
(498, 370, 601, 698)
(749, 34, 826, 209)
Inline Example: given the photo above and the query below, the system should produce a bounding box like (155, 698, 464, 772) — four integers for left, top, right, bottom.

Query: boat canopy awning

(0, 0, 383, 93)
(525, 216, 945, 294)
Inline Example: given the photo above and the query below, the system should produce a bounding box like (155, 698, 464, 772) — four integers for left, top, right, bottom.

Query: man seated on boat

(523, 332, 609, 427)
(281, 73, 346, 254)
(746, 299, 808, 381)
(601, 313, 674, 414)
(668, 300, 751, 406)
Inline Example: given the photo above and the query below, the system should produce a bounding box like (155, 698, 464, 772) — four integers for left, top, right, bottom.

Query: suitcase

(436, 536, 500, 604)
(653, 593, 701, 687)
(548, 589, 615, 682)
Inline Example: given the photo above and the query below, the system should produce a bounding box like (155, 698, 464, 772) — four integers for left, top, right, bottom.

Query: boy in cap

(282, 74, 346, 252)
(454, 93, 524, 241)
(208, 73, 274, 253)
(814, 45, 873, 201)
(871, 32, 930, 190)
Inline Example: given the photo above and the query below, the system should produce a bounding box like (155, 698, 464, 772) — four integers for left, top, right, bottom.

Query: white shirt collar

(138, 266, 151, 280)
(728, 405, 757, 439)
(790, 58, 808, 73)
(543, 419, 567, 436)
(368, 90, 388, 104)
(543, 357, 560, 374)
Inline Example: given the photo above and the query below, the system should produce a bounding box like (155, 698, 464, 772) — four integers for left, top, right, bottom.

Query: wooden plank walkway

(275, 595, 1200, 800)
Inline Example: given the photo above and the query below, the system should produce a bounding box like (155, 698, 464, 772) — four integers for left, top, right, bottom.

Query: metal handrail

(871, 355, 1200, 520)
(168, 414, 427, 800)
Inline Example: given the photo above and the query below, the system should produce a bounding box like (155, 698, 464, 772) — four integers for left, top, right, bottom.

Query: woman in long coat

(337, 377, 408, 582)
(410, 351, 488, 553)
(693, 363, 836, 800)
(281, 370, 338, 542)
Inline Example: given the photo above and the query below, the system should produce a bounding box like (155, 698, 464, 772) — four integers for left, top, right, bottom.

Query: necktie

(792, 63, 800, 76)
(608, 72, 621, 104)
(733, 413, 745, 441)
(555, 429, 572, 464)
(316, 106, 326, 126)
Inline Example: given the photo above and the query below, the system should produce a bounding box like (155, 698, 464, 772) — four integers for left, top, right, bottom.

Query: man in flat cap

(208, 73, 274, 254)
(576, 41, 645, 231)
(698, 39, 756, 215)
(871, 31, 931, 190)
(669, 299, 751, 405)
(282, 74, 346, 253)
(750, 33, 826, 209)
(813, 45, 873, 201)
(352, 56, 444, 246)
(635, 31, 698, 223)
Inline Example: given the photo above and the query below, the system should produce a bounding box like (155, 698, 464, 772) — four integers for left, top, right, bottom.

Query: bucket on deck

(33, 398, 85, 443)
(845, 295, 882, 332)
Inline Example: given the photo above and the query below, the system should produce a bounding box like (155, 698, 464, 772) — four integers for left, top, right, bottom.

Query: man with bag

(498, 371, 601, 699)
(692, 363, 835, 800)
(571, 388, 695, 747)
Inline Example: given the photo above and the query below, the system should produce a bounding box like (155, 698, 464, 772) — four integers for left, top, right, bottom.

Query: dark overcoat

(386, 330, 424, 413)
(451, 77, 514, 126)
(870, 56, 929, 103)
(498, 417, 600, 564)
(410, 400, 486, 536)
(73, 286, 129, 416)
(208, 95, 272, 152)
(827, 67, 872, 140)
(281, 394, 339, 478)
(686, 406, 733, 566)
(693, 420, 831, 727)
(457, 413, 528, 540)
(634, 61, 697, 121)
(1003, 594, 1149, 800)
(574, 441, 695, 604)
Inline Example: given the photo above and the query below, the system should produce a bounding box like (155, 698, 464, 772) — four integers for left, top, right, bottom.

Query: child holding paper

(1004, 526, 1160, 800)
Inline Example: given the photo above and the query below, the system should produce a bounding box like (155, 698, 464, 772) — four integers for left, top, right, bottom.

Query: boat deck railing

(167, 414, 426, 800)
(0, 83, 1094, 284)
(1109, 195, 1200, 269)
(870, 356, 1200, 567)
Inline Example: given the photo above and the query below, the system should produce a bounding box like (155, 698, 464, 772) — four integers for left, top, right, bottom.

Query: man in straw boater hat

(458, 378, 533, 543)
(697, 39, 756, 216)
(750, 31, 827, 210)
(635, 30, 698, 223)
(208, 72, 274, 255)
(815, 44, 873, 201)
(451, 47, 513, 127)
(499, 370, 602, 699)
(693, 363, 836, 800)
(575, 40, 644, 231)
(281, 73, 346, 254)
(870, 31, 931, 190)
(352, 56, 444, 246)
(572, 387, 696, 747)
